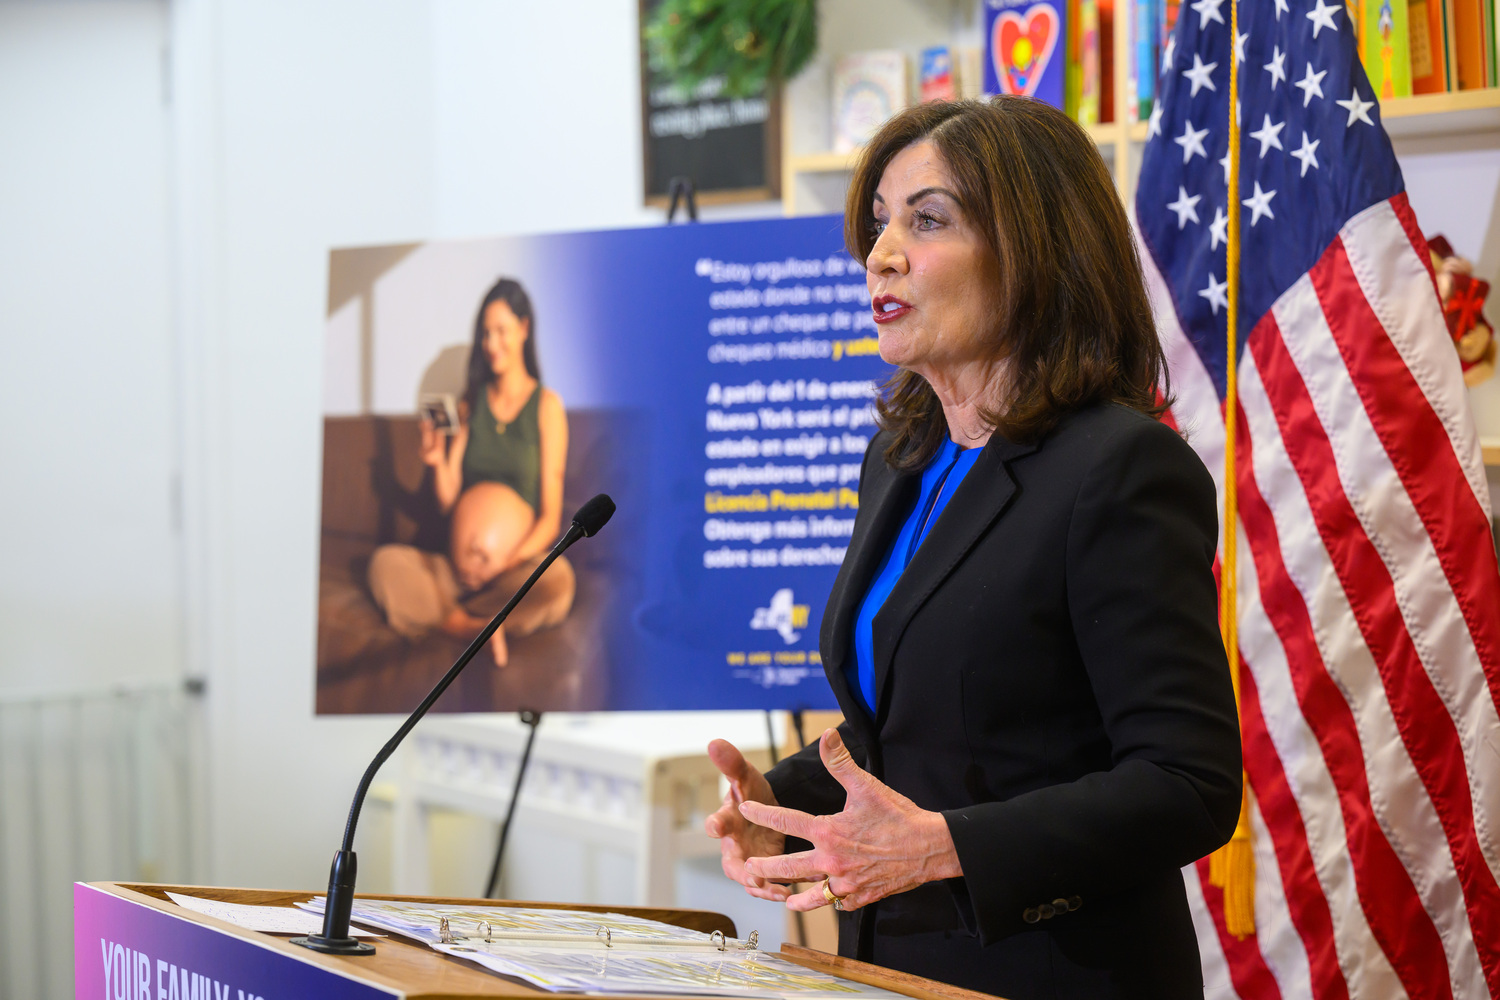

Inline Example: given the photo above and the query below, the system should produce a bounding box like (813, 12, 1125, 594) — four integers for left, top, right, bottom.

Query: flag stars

(1273, 0, 1289, 17)
(1243, 181, 1277, 226)
(1191, 0, 1226, 29)
(1235, 30, 1249, 66)
(1176, 120, 1210, 163)
(1183, 53, 1219, 96)
(1200, 272, 1229, 315)
(1219, 149, 1232, 184)
(1264, 45, 1287, 89)
(1336, 90, 1376, 126)
(1294, 63, 1327, 107)
(1210, 206, 1228, 250)
(1250, 114, 1286, 157)
(1306, 0, 1342, 37)
(1148, 101, 1164, 138)
(1162, 34, 1177, 72)
(1168, 186, 1203, 229)
(1291, 131, 1321, 175)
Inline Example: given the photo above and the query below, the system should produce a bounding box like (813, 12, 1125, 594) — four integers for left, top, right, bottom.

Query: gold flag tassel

(1206, 0, 1256, 940)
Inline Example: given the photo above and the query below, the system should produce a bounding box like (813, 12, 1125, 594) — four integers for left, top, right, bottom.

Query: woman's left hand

(739, 728, 963, 912)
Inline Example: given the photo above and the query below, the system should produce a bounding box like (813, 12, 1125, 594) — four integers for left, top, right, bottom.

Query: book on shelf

(1450, 0, 1491, 89)
(1100, 0, 1116, 122)
(983, 0, 1067, 109)
(832, 51, 910, 153)
(1070, 0, 1102, 125)
(920, 46, 959, 102)
(1361, 0, 1413, 99)
(1410, 0, 1452, 91)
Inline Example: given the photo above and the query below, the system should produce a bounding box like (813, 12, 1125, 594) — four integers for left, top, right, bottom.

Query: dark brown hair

(465, 277, 540, 418)
(846, 97, 1168, 468)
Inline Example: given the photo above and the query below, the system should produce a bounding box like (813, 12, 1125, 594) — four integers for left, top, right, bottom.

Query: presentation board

(317, 216, 890, 714)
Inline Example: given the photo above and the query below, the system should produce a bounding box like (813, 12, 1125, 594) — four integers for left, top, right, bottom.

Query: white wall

(0, 0, 180, 695)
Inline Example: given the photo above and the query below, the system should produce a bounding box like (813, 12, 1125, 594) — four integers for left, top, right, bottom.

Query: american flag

(1134, 1, 1500, 997)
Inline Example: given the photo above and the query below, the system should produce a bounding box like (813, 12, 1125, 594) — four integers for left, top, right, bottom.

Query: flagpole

(1210, 0, 1256, 940)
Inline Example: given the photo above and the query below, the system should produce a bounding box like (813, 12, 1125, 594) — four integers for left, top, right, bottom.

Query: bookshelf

(779, 11, 1500, 213)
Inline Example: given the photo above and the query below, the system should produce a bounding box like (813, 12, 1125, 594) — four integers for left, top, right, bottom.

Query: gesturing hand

(703, 739, 791, 902)
(739, 728, 963, 912)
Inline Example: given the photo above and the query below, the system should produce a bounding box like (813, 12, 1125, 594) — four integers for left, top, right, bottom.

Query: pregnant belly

(450, 482, 536, 590)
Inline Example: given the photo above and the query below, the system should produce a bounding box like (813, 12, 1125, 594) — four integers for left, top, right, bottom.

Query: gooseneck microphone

(292, 493, 616, 955)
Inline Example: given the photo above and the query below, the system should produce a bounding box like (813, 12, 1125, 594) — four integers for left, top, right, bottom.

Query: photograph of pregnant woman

(367, 279, 572, 669)
(316, 249, 632, 716)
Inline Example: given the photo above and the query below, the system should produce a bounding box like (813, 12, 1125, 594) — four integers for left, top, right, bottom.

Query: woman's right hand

(419, 419, 445, 467)
(704, 739, 791, 901)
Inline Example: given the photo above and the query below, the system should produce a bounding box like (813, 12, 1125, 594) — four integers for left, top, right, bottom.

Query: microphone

(292, 494, 616, 955)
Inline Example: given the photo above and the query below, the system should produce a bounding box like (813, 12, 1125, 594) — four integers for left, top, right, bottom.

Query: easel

(482, 708, 543, 897)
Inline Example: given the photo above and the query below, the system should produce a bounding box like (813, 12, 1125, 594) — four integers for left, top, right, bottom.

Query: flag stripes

(1145, 213, 1500, 996)
(1233, 371, 1437, 998)
(1258, 273, 1500, 992)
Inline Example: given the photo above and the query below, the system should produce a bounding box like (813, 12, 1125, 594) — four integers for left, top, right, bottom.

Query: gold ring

(821, 877, 846, 911)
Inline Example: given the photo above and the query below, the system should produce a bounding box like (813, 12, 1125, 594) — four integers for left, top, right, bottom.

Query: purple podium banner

(74, 884, 396, 1000)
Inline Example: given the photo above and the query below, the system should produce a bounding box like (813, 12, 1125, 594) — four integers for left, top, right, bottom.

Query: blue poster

(317, 216, 892, 713)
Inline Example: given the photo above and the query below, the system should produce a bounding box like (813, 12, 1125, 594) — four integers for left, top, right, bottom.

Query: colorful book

(1362, 0, 1413, 99)
(920, 46, 958, 102)
(1452, 0, 1490, 88)
(1076, 0, 1101, 125)
(983, 0, 1067, 109)
(1133, 0, 1160, 122)
(1409, 0, 1451, 91)
(1100, 0, 1116, 122)
(832, 51, 910, 153)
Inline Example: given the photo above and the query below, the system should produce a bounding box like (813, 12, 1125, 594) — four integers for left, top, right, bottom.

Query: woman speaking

(706, 98, 1242, 998)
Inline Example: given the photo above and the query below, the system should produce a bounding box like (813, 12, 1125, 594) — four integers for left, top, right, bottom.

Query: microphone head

(572, 494, 616, 537)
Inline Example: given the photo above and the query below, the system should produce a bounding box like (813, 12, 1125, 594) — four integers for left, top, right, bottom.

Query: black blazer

(766, 403, 1242, 1000)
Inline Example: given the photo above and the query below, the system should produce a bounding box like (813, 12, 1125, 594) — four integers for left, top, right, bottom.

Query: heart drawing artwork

(991, 3, 1061, 98)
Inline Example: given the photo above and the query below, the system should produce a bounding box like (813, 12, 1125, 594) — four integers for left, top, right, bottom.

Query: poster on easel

(316, 217, 890, 715)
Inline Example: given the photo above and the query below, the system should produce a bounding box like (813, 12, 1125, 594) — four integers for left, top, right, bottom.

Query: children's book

(920, 46, 958, 102)
(832, 51, 910, 153)
(1074, 0, 1101, 125)
(1410, 0, 1451, 92)
(983, 0, 1067, 109)
(1452, 0, 1490, 88)
(1362, 0, 1413, 99)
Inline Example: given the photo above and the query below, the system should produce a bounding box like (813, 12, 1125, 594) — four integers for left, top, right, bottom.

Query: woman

(368, 278, 573, 666)
(706, 98, 1241, 998)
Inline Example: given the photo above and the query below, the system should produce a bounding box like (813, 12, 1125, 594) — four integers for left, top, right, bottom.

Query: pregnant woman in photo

(368, 278, 573, 666)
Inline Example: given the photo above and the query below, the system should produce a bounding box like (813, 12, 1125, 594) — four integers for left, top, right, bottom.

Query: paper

(298, 897, 903, 998)
(432, 943, 908, 998)
(167, 893, 380, 937)
(298, 897, 709, 946)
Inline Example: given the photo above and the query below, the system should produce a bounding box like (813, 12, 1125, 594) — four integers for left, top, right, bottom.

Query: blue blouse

(846, 437, 982, 717)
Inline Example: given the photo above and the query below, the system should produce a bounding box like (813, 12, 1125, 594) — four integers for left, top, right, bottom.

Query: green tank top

(462, 384, 542, 511)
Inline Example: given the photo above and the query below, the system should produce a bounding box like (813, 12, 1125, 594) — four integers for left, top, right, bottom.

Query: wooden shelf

(787, 149, 859, 174)
(1482, 437, 1500, 467)
(1380, 87, 1500, 139)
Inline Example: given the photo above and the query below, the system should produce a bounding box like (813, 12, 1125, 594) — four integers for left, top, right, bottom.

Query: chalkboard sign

(639, 0, 782, 205)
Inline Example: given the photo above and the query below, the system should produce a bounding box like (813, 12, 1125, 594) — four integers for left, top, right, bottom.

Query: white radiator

(0, 681, 204, 1000)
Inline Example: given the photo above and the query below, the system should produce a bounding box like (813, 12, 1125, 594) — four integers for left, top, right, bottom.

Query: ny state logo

(749, 588, 810, 645)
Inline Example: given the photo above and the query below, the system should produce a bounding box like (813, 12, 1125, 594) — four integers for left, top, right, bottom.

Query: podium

(76, 882, 1000, 1000)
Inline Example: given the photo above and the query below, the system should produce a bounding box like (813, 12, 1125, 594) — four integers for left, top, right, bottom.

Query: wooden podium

(77, 882, 1000, 1000)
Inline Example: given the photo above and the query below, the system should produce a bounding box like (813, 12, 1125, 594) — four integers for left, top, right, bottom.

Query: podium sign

(76, 883, 397, 999)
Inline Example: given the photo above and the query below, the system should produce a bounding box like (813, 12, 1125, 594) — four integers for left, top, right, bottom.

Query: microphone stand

(293, 495, 614, 955)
